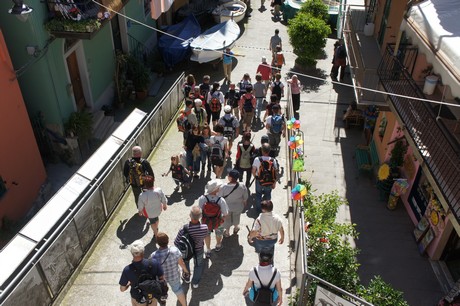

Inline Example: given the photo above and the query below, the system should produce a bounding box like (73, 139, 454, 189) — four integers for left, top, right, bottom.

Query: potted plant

(133, 64, 150, 100)
(288, 1, 331, 69)
(114, 51, 128, 108)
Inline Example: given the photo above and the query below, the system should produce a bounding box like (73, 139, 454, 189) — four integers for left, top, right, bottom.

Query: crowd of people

(117, 31, 306, 306)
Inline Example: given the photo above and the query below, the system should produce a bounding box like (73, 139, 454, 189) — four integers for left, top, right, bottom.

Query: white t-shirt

(249, 265, 281, 289)
(254, 211, 283, 239)
(198, 194, 229, 216)
(252, 155, 279, 172)
(138, 188, 167, 218)
(209, 135, 228, 151)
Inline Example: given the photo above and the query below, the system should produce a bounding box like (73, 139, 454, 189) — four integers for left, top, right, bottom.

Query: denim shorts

(168, 278, 184, 295)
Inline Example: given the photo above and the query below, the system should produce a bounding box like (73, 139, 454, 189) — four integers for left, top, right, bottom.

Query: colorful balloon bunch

(286, 117, 301, 130)
(288, 135, 303, 150)
(292, 147, 303, 159)
(291, 183, 307, 200)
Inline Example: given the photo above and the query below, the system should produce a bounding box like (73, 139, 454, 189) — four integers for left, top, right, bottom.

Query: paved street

(57, 3, 443, 306)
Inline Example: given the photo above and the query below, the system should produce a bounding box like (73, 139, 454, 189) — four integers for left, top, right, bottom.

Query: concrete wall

(0, 72, 184, 305)
(0, 30, 46, 227)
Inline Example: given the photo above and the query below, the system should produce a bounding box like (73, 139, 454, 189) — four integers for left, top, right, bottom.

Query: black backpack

(132, 259, 168, 304)
(210, 138, 224, 165)
(253, 268, 277, 305)
(337, 45, 347, 59)
(175, 224, 195, 261)
(271, 82, 282, 98)
(222, 117, 235, 138)
(243, 97, 253, 112)
(257, 157, 276, 186)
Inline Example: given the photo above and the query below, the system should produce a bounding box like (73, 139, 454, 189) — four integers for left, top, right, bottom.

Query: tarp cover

(402, 0, 460, 97)
(158, 15, 201, 68)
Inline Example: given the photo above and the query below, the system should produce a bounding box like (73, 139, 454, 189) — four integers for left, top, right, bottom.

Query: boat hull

(212, 0, 247, 23)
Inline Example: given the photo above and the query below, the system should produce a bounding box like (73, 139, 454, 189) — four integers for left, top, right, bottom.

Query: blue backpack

(270, 114, 283, 134)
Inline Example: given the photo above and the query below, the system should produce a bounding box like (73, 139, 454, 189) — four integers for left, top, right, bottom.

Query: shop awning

(400, 0, 460, 98)
(151, 0, 174, 20)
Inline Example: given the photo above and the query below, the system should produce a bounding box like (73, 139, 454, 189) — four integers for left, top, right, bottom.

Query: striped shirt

(151, 246, 182, 284)
(174, 222, 208, 254)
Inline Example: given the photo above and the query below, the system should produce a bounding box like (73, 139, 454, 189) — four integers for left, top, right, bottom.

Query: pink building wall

(0, 30, 46, 228)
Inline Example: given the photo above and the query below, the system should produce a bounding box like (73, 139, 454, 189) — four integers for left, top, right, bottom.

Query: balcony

(342, 6, 386, 107)
(378, 44, 460, 223)
(44, 0, 127, 40)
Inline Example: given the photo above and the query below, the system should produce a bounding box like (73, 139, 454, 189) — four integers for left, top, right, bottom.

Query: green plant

(389, 140, 408, 168)
(299, 0, 329, 22)
(126, 55, 150, 91)
(357, 276, 409, 306)
(44, 18, 101, 33)
(288, 12, 331, 67)
(114, 51, 129, 104)
(65, 111, 93, 142)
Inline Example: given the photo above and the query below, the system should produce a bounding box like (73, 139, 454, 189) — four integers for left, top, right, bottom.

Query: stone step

(92, 110, 105, 132)
(93, 116, 114, 141)
(430, 259, 455, 294)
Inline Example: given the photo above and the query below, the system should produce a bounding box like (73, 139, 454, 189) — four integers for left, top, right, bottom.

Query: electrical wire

(92, 0, 460, 110)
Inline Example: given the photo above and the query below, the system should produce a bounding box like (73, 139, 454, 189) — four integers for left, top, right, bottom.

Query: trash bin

(423, 75, 439, 95)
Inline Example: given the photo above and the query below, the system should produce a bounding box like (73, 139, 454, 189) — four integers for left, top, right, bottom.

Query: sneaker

(192, 283, 199, 289)
(205, 251, 211, 259)
(215, 244, 223, 252)
(181, 272, 191, 283)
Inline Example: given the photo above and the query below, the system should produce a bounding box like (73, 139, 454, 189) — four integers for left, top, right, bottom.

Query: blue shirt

(223, 51, 233, 65)
(119, 258, 164, 298)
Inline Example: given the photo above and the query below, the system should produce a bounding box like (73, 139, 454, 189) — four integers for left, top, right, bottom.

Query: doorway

(66, 51, 86, 111)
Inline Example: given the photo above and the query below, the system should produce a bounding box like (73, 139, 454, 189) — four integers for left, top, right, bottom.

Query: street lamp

(8, 0, 33, 21)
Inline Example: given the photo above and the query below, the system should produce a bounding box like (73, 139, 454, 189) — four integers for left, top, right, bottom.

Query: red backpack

(202, 196, 224, 230)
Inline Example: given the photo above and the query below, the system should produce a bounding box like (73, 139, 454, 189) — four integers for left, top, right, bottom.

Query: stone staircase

(91, 110, 121, 143)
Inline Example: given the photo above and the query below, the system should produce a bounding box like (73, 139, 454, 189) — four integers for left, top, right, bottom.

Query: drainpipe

(393, 0, 413, 56)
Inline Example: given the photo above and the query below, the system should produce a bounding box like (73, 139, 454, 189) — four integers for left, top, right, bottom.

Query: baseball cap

(261, 135, 269, 144)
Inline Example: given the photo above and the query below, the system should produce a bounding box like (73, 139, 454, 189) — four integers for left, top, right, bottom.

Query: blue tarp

(158, 15, 201, 68)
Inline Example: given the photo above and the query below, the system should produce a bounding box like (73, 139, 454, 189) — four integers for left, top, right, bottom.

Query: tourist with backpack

(270, 73, 284, 102)
(238, 72, 252, 95)
(253, 73, 267, 122)
(209, 124, 229, 179)
(263, 94, 279, 121)
(199, 75, 212, 124)
(200, 124, 213, 173)
(255, 135, 277, 159)
(177, 99, 195, 142)
(272, 45, 285, 77)
(265, 104, 285, 156)
(174, 205, 208, 289)
(184, 126, 205, 178)
(224, 83, 241, 120)
(151, 232, 188, 306)
(218, 105, 240, 155)
(182, 74, 196, 99)
(218, 169, 248, 237)
(199, 179, 229, 258)
(162, 155, 190, 192)
(235, 132, 256, 187)
(137, 176, 167, 240)
(192, 99, 207, 128)
(123, 146, 155, 207)
(119, 240, 166, 306)
(331, 39, 347, 82)
(239, 85, 256, 133)
(252, 144, 278, 214)
(207, 82, 225, 128)
(248, 200, 284, 254)
(242, 247, 283, 306)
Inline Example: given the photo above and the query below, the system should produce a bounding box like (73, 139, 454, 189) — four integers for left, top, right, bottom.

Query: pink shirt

(289, 80, 301, 95)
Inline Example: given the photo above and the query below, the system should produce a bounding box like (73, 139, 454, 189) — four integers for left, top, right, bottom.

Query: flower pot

(423, 75, 439, 95)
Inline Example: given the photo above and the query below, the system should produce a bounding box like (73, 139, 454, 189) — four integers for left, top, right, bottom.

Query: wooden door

(66, 51, 86, 111)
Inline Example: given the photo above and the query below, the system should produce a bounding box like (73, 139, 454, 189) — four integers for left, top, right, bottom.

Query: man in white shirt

(249, 200, 284, 254)
(252, 144, 279, 214)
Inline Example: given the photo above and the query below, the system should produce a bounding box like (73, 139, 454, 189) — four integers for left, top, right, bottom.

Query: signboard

(315, 286, 357, 306)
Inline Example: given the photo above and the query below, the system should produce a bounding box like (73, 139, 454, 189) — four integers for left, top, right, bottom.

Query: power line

(92, 0, 460, 110)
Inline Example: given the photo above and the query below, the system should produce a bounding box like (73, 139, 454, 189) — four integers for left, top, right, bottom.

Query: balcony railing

(44, 0, 127, 39)
(378, 44, 460, 222)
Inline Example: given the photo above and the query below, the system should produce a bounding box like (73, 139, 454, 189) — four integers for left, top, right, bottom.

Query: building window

(144, 0, 151, 17)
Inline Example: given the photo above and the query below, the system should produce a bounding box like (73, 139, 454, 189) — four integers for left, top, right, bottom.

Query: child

(235, 132, 255, 188)
(162, 155, 190, 191)
(225, 83, 241, 120)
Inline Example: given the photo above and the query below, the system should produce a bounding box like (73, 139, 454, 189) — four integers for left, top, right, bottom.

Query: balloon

(299, 185, 306, 192)
(294, 122, 301, 129)
(300, 189, 307, 196)
(290, 143, 297, 149)
(293, 193, 302, 200)
(290, 136, 295, 142)
(297, 139, 304, 145)
(295, 136, 300, 141)
(291, 118, 296, 123)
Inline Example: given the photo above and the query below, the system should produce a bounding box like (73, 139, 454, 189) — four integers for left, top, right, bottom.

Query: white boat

(190, 20, 241, 63)
(212, 0, 247, 23)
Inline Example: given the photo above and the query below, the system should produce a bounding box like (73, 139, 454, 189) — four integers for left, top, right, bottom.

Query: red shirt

(257, 63, 271, 81)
